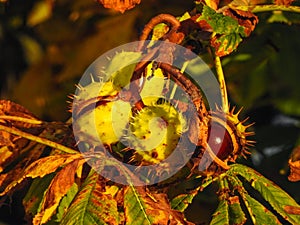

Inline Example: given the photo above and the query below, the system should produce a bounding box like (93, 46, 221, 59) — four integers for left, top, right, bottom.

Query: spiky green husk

(73, 51, 143, 148)
(140, 64, 165, 100)
(106, 51, 142, 90)
(126, 97, 186, 165)
(73, 83, 132, 147)
(73, 50, 189, 167)
(74, 81, 118, 103)
(74, 100, 131, 147)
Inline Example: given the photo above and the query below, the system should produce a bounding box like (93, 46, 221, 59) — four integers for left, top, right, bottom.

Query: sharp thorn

(90, 73, 95, 83)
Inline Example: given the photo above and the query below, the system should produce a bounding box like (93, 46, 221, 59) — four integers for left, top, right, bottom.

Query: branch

(0, 124, 78, 154)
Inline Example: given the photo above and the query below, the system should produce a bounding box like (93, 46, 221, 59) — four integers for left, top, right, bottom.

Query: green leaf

(60, 170, 120, 225)
(244, 193, 281, 225)
(213, 33, 243, 57)
(124, 185, 153, 225)
(267, 11, 290, 24)
(55, 183, 79, 222)
(198, 6, 245, 36)
(228, 196, 247, 225)
(171, 188, 198, 212)
(222, 22, 300, 114)
(33, 158, 86, 225)
(124, 185, 192, 225)
(0, 153, 83, 196)
(228, 176, 280, 225)
(105, 51, 142, 90)
(210, 177, 246, 225)
(23, 174, 55, 217)
(229, 164, 300, 225)
(197, 5, 246, 56)
(210, 199, 229, 225)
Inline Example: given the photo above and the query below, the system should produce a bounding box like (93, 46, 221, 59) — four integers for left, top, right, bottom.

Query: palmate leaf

(229, 176, 281, 225)
(229, 164, 300, 225)
(124, 186, 152, 225)
(0, 141, 46, 193)
(32, 158, 86, 225)
(243, 192, 281, 225)
(0, 153, 83, 196)
(210, 178, 246, 225)
(289, 159, 300, 182)
(197, 5, 247, 56)
(23, 174, 56, 218)
(288, 146, 300, 182)
(228, 196, 247, 225)
(199, 6, 246, 36)
(211, 34, 243, 58)
(124, 185, 193, 225)
(0, 100, 45, 190)
(171, 188, 199, 212)
(97, 0, 141, 13)
(55, 183, 79, 222)
(60, 169, 121, 225)
(210, 199, 229, 225)
(0, 136, 44, 174)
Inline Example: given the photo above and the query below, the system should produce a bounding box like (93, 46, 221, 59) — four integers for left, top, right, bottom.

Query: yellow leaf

(98, 0, 141, 13)
(288, 146, 300, 182)
(33, 158, 86, 225)
(288, 159, 300, 182)
(0, 146, 13, 173)
(27, 0, 53, 27)
(124, 186, 193, 225)
(0, 153, 83, 196)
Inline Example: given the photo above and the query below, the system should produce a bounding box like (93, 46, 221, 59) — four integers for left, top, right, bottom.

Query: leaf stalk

(0, 124, 78, 154)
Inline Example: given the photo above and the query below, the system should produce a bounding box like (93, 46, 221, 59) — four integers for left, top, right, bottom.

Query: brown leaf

(0, 100, 41, 149)
(124, 186, 194, 225)
(228, 195, 240, 204)
(97, 0, 141, 13)
(204, 0, 220, 10)
(210, 35, 241, 57)
(288, 159, 300, 182)
(0, 100, 42, 155)
(290, 146, 300, 161)
(275, 0, 294, 6)
(284, 205, 300, 215)
(0, 100, 45, 179)
(223, 8, 258, 36)
(0, 154, 83, 196)
(33, 158, 86, 225)
(0, 100, 41, 133)
(0, 119, 76, 195)
(0, 142, 45, 192)
(288, 146, 300, 182)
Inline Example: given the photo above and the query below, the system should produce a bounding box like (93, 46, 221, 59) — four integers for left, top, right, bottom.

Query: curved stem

(251, 5, 300, 14)
(0, 115, 43, 125)
(158, 63, 206, 113)
(215, 56, 229, 113)
(138, 14, 181, 50)
(226, 4, 300, 13)
(0, 124, 78, 154)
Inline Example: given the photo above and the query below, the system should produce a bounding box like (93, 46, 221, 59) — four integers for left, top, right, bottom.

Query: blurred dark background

(0, 0, 300, 224)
